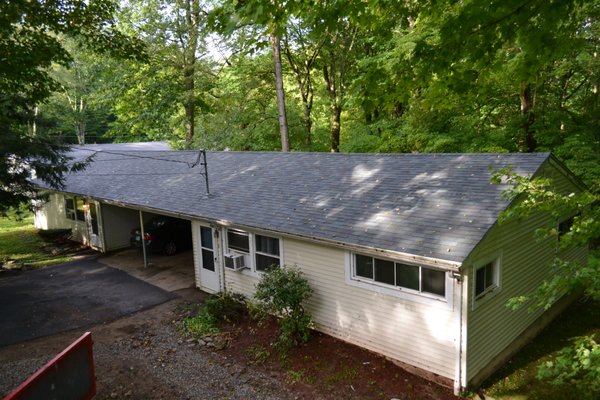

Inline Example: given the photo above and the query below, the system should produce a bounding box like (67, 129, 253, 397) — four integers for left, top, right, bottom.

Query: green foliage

(246, 344, 271, 365)
(537, 335, 600, 395)
(183, 309, 219, 338)
(203, 292, 247, 323)
(0, 211, 74, 268)
(0, 0, 143, 212)
(494, 166, 600, 389)
(254, 266, 313, 352)
(185, 292, 248, 338)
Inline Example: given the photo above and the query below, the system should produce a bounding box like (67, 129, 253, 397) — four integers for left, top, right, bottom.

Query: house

(33, 147, 587, 394)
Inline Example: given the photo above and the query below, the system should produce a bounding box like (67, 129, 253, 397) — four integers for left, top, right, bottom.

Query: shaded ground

(0, 259, 175, 347)
(480, 297, 600, 400)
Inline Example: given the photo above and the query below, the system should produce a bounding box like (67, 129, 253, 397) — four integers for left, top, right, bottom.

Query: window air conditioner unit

(224, 254, 246, 271)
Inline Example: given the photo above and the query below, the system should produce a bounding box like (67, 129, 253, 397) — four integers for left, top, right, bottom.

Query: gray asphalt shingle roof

(44, 149, 551, 264)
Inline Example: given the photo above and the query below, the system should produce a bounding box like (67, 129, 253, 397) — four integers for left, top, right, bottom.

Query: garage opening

(98, 205, 195, 292)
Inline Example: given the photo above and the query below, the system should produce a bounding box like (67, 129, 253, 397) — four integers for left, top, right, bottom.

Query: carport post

(139, 210, 148, 269)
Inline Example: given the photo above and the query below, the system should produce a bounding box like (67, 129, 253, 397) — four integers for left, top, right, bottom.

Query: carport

(97, 203, 195, 287)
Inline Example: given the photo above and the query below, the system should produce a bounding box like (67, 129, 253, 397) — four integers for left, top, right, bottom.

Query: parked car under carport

(130, 216, 192, 256)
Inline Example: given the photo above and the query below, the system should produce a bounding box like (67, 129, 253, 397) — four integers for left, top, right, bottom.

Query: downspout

(454, 270, 464, 395)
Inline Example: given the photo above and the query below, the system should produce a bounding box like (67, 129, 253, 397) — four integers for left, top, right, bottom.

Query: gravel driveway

(0, 288, 299, 400)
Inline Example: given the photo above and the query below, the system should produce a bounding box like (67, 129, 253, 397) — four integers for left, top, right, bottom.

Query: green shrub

(254, 266, 313, 351)
(37, 228, 72, 241)
(204, 292, 247, 323)
(184, 309, 219, 337)
(538, 334, 600, 395)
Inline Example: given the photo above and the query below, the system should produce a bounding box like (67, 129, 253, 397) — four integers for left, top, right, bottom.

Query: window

(353, 253, 446, 297)
(227, 229, 249, 253)
(75, 197, 85, 221)
(65, 197, 76, 220)
(255, 234, 280, 271)
(558, 215, 576, 241)
(226, 229, 281, 273)
(474, 259, 499, 299)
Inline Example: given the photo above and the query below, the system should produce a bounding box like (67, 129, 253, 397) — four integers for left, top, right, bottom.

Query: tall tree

(209, 0, 315, 152)
(402, 0, 591, 152)
(105, 0, 213, 147)
(321, 22, 360, 152)
(283, 21, 324, 145)
(0, 0, 143, 214)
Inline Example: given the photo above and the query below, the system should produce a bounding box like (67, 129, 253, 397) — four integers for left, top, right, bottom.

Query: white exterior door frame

(85, 199, 104, 250)
(194, 221, 222, 293)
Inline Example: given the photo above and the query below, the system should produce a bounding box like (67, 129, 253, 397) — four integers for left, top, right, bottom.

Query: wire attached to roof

(71, 146, 211, 195)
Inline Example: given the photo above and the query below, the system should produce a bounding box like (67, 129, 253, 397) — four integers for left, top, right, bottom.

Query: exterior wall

(224, 236, 459, 380)
(34, 193, 90, 245)
(464, 160, 588, 386)
(101, 204, 140, 251)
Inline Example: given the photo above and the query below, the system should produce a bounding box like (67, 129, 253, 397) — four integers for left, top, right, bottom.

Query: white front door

(197, 224, 220, 293)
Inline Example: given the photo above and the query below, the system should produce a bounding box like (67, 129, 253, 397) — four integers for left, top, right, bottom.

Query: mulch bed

(218, 314, 459, 400)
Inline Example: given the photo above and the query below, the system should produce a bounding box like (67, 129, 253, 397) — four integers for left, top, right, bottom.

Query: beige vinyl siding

(34, 192, 90, 244)
(224, 267, 260, 298)
(101, 204, 140, 251)
(224, 236, 459, 379)
(465, 161, 588, 382)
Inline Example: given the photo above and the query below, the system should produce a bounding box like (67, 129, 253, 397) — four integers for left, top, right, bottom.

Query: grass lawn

(480, 295, 599, 400)
(0, 211, 73, 268)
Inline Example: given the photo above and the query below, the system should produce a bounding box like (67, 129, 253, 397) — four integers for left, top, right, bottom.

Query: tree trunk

(180, 0, 200, 149)
(184, 63, 195, 147)
(76, 97, 86, 145)
(283, 43, 316, 146)
(270, 33, 290, 152)
(519, 82, 536, 152)
(323, 64, 341, 152)
(303, 104, 312, 145)
(330, 104, 341, 152)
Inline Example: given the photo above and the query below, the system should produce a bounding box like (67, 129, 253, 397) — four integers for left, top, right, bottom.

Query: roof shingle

(43, 150, 551, 263)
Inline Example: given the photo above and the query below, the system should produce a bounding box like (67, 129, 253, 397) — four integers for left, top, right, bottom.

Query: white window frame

(64, 196, 76, 220)
(472, 252, 502, 309)
(345, 252, 453, 308)
(224, 228, 283, 275)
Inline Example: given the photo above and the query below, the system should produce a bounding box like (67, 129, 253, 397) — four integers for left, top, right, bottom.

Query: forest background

(13, 0, 599, 189)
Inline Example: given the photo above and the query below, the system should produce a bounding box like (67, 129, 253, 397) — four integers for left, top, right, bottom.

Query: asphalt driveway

(0, 258, 176, 348)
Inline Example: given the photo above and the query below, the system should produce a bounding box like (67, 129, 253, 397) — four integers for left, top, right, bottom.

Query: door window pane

(422, 268, 446, 296)
(355, 255, 373, 279)
(89, 203, 98, 234)
(201, 248, 214, 271)
(201, 226, 212, 249)
(255, 234, 279, 256)
(396, 263, 419, 290)
(374, 258, 395, 285)
(228, 230, 249, 252)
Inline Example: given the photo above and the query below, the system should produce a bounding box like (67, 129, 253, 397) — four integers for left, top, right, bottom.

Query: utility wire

(71, 147, 198, 168)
